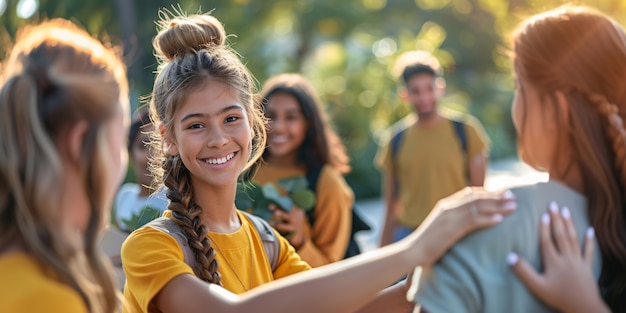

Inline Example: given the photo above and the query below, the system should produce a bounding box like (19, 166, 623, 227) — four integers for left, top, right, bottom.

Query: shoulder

(122, 222, 183, 259)
(378, 114, 416, 144)
(0, 253, 87, 313)
(318, 165, 350, 190)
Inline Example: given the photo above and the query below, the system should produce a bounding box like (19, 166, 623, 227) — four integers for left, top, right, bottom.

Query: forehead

(178, 81, 242, 114)
(267, 92, 300, 110)
(405, 73, 436, 88)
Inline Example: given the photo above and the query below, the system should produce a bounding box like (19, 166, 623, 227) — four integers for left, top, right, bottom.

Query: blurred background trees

(2, 0, 624, 199)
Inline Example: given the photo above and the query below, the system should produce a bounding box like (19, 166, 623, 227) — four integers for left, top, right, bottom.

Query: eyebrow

(180, 105, 244, 123)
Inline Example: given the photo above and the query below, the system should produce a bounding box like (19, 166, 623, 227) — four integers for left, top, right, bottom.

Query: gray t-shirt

(415, 180, 602, 313)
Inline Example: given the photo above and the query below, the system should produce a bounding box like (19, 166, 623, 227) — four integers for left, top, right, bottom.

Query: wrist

(291, 235, 306, 251)
(564, 294, 609, 313)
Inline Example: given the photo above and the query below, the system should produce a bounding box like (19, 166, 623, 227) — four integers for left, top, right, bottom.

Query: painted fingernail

(492, 214, 503, 222)
(504, 201, 517, 210)
(586, 227, 595, 239)
(549, 201, 558, 213)
(507, 252, 519, 266)
(541, 213, 550, 225)
(503, 190, 515, 199)
(561, 207, 571, 219)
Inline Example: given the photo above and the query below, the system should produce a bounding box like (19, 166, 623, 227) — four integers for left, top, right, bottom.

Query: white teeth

(270, 136, 288, 143)
(205, 152, 235, 165)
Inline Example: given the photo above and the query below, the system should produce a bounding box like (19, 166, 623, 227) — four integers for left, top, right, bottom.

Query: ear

(554, 90, 570, 125)
(66, 120, 89, 165)
(160, 124, 179, 156)
(435, 77, 447, 98)
(399, 88, 408, 102)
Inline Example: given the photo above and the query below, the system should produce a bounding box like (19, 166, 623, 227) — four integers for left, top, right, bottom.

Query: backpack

(146, 211, 280, 272)
(390, 119, 468, 195)
(304, 166, 372, 259)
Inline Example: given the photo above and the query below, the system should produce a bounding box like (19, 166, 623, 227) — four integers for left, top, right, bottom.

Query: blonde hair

(148, 9, 266, 284)
(0, 19, 128, 313)
(513, 5, 626, 310)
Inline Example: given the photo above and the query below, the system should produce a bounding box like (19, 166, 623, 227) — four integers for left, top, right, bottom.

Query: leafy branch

(235, 176, 316, 223)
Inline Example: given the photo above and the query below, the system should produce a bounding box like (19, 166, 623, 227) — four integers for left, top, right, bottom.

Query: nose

(206, 125, 229, 148)
(268, 117, 284, 133)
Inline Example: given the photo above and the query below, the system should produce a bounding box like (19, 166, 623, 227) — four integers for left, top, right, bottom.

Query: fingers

(464, 189, 517, 216)
(583, 227, 595, 266)
(548, 202, 585, 255)
(508, 252, 546, 297)
(539, 212, 559, 263)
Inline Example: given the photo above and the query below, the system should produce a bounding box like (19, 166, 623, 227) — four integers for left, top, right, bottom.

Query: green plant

(121, 206, 161, 232)
(235, 176, 316, 223)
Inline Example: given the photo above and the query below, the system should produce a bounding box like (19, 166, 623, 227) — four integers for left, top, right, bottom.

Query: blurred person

(0, 19, 130, 313)
(250, 73, 355, 267)
(112, 107, 167, 233)
(375, 51, 491, 246)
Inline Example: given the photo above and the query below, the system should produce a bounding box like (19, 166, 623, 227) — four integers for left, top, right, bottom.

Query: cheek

(511, 94, 523, 134)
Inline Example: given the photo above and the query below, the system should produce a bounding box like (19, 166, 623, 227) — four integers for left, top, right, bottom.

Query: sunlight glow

(17, 0, 38, 19)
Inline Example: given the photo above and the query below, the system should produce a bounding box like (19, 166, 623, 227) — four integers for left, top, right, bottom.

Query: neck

(550, 162, 584, 194)
(265, 153, 299, 167)
(193, 182, 241, 233)
(416, 112, 443, 128)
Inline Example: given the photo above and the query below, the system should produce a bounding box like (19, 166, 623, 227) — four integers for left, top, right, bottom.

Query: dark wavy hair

(259, 73, 350, 174)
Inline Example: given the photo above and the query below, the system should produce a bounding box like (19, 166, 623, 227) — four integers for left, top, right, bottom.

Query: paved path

(353, 158, 548, 252)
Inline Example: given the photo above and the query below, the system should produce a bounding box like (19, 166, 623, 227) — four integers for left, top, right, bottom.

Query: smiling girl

(251, 73, 354, 267)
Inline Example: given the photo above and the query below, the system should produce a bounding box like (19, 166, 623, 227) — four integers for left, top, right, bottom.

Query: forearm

(239, 241, 421, 313)
(351, 280, 413, 313)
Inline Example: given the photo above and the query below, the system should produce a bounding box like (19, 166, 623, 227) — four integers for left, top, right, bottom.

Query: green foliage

(121, 206, 161, 231)
(5, 0, 624, 200)
(235, 176, 316, 222)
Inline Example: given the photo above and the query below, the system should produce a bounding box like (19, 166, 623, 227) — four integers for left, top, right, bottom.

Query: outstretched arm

(155, 188, 516, 313)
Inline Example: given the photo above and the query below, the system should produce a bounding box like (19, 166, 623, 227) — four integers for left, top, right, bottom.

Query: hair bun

(154, 13, 226, 61)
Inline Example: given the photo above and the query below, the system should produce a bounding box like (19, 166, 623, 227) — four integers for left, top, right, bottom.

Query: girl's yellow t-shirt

(0, 252, 88, 313)
(122, 210, 310, 313)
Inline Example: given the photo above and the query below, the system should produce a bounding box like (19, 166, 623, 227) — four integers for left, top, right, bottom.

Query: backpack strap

(146, 217, 197, 268)
(146, 214, 280, 273)
(452, 120, 468, 155)
(390, 120, 470, 193)
(304, 165, 323, 226)
(390, 128, 407, 198)
(240, 211, 279, 272)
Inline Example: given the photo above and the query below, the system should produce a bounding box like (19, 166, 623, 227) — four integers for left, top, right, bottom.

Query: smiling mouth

(203, 152, 236, 165)
(270, 135, 289, 143)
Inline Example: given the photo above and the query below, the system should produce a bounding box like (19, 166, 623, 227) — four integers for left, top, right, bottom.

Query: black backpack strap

(304, 165, 371, 259)
(241, 211, 280, 272)
(304, 165, 323, 226)
(451, 119, 470, 183)
(390, 128, 406, 198)
(452, 120, 468, 155)
(146, 217, 196, 268)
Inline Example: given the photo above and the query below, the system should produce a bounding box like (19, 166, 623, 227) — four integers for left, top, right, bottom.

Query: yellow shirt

(122, 210, 310, 313)
(252, 163, 353, 267)
(0, 252, 88, 313)
(375, 113, 490, 228)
